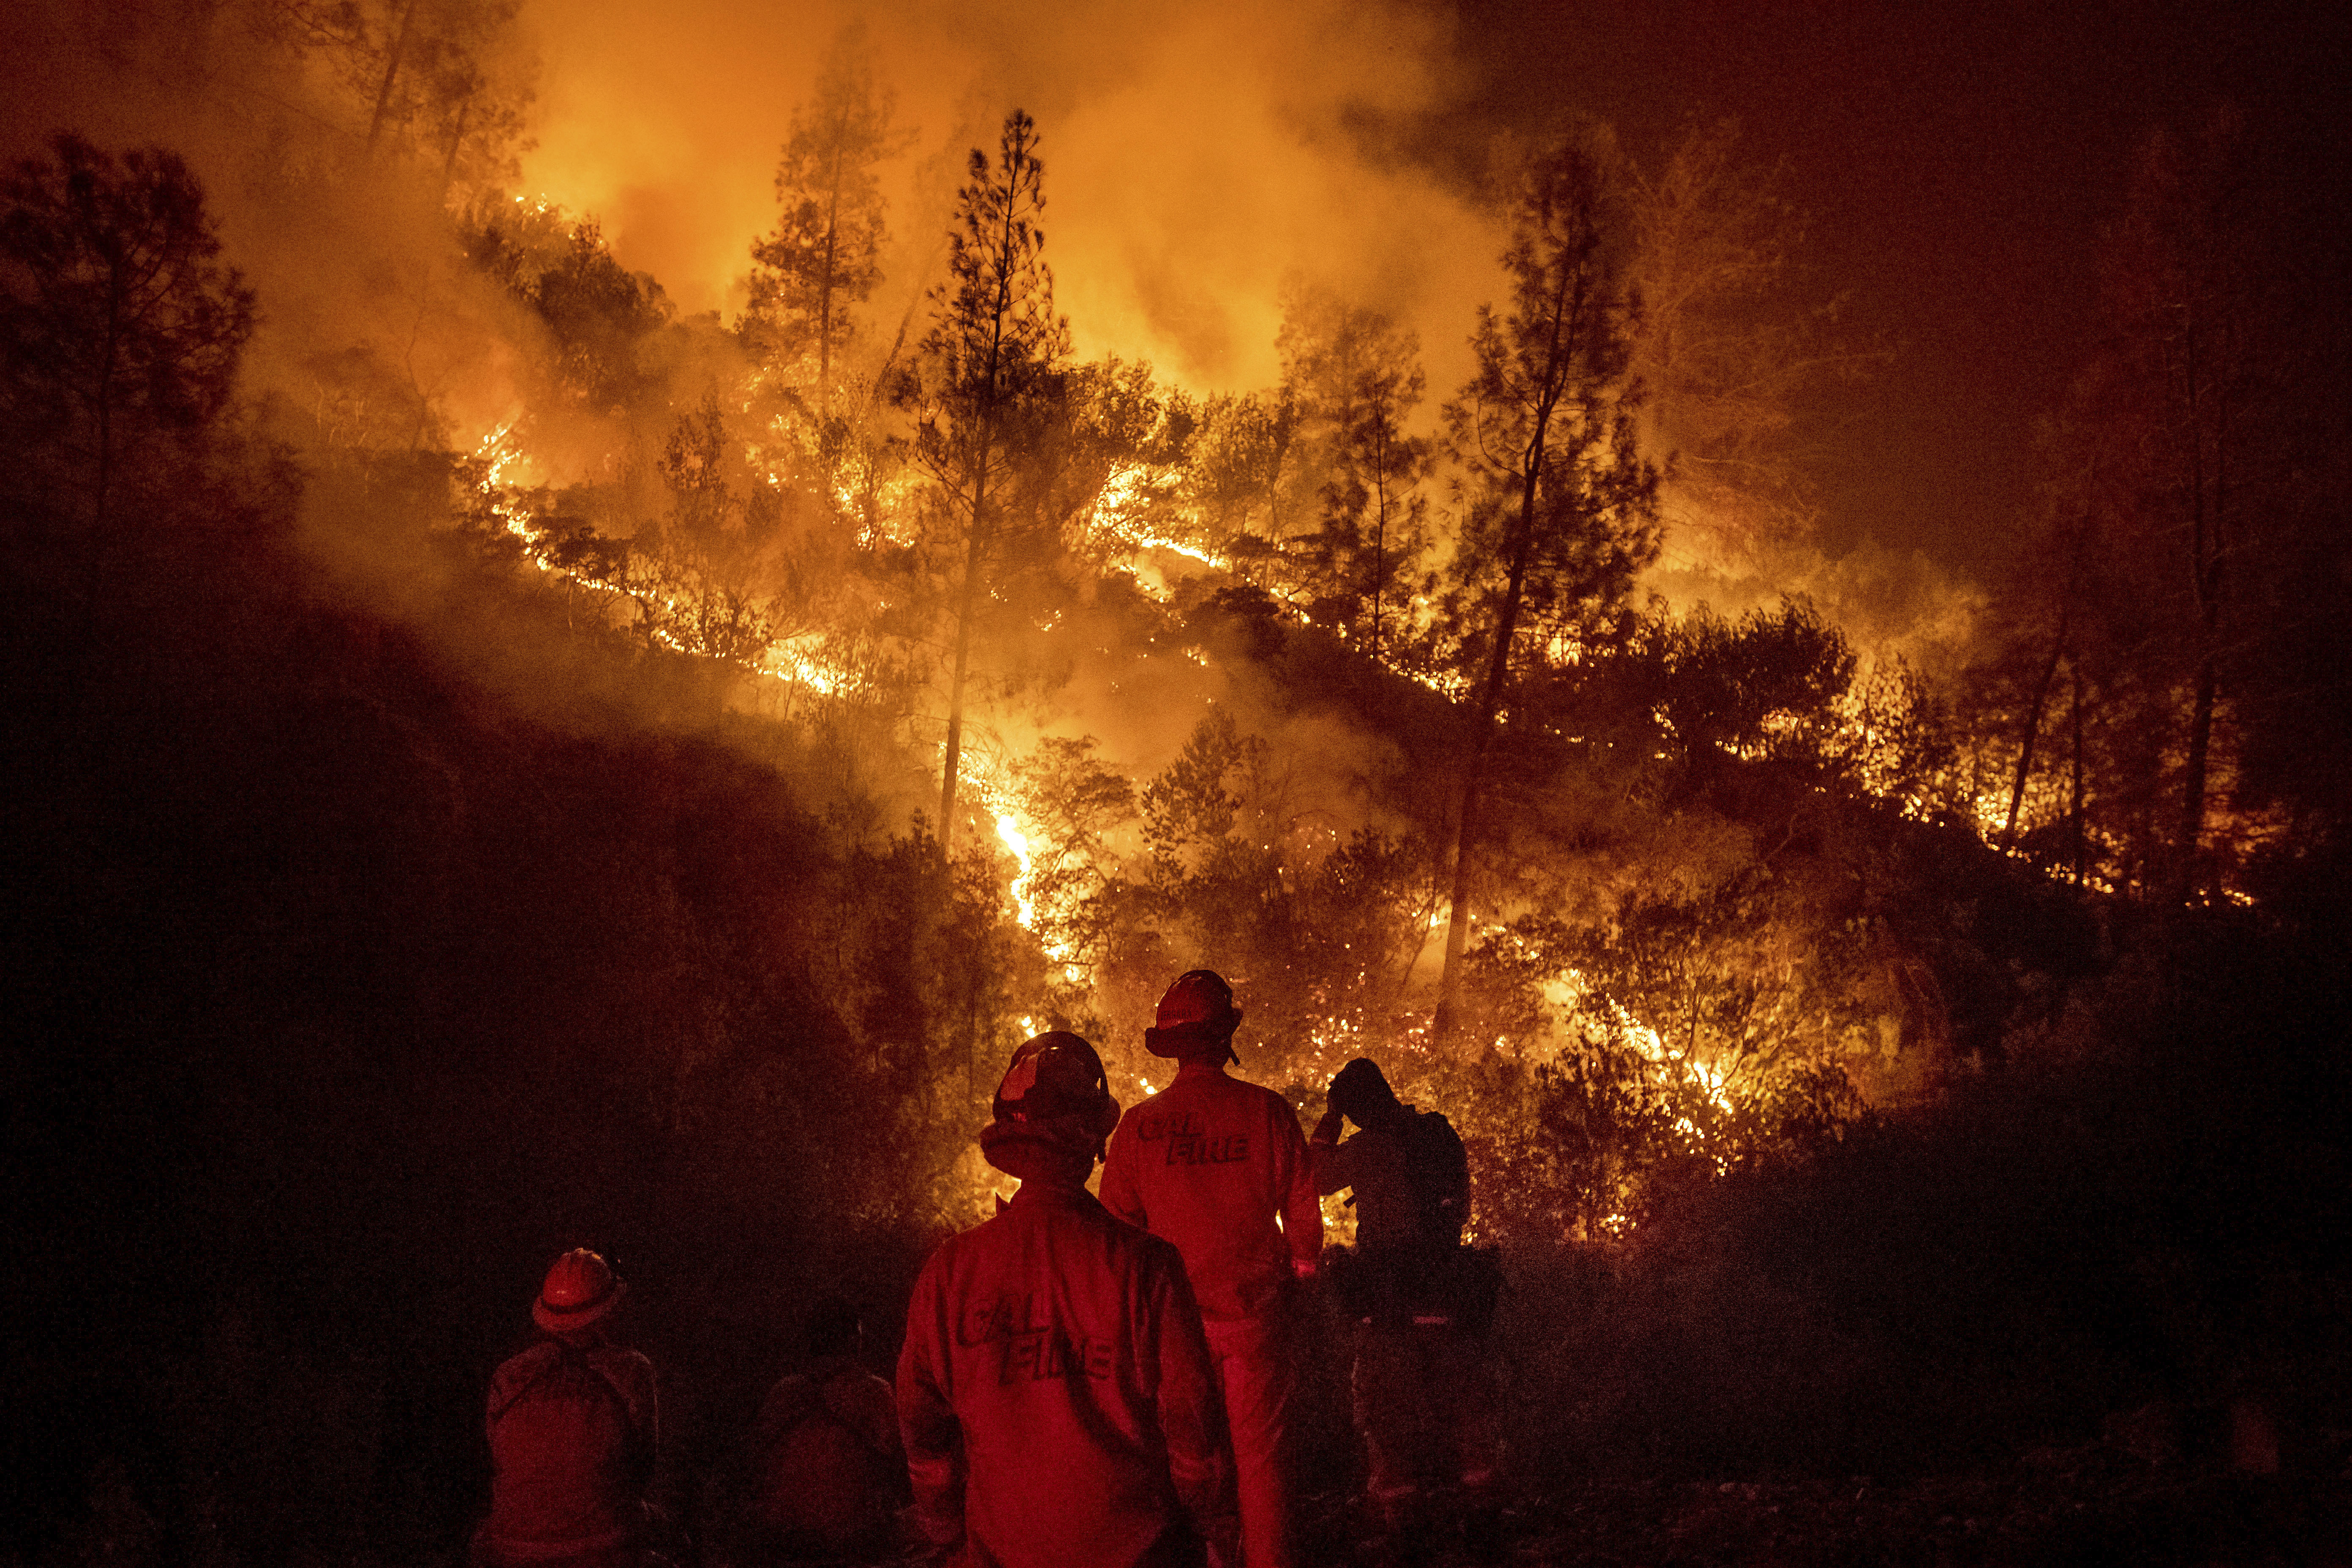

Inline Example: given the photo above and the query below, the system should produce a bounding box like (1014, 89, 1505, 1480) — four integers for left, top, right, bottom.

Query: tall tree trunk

(2069, 657, 2087, 886)
(938, 493, 988, 849)
(365, 0, 421, 156)
(819, 142, 842, 419)
(436, 94, 470, 203)
(1435, 426, 1549, 1038)
(2177, 619, 2218, 901)
(2171, 319, 2226, 905)
(936, 193, 1019, 853)
(2003, 610, 2069, 844)
(1434, 261, 1578, 1040)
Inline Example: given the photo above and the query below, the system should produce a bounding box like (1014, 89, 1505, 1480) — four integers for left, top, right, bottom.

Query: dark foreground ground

(1278, 1406, 2352, 1568)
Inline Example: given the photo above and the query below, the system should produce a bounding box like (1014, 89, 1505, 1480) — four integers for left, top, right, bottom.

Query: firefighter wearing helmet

(736, 1296, 906, 1563)
(896, 1031, 1240, 1568)
(474, 1248, 664, 1568)
(1101, 972, 1321, 1568)
(1312, 1058, 1503, 1555)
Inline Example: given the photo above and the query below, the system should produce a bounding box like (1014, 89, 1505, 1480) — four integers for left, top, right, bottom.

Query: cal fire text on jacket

(1131, 1108, 1252, 1166)
(957, 1290, 1118, 1385)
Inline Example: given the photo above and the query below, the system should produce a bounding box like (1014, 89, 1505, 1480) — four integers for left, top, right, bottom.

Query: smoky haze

(523, 0, 1500, 396)
(516, 0, 2001, 677)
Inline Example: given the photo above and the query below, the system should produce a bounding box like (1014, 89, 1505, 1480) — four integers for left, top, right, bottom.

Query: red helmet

(534, 1247, 625, 1333)
(1144, 969, 1242, 1061)
(982, 1032, 1120, 1174)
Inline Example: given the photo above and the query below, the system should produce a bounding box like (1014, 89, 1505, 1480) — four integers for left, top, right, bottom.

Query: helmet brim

(533, 1276, 625, 1334)
(1143, 1020, 1241, 1061)
(981, 1119, 1105, 1177)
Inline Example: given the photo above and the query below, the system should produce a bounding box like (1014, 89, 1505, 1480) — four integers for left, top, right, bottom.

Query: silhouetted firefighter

(733, 1296, 906, 1563)
(475, 1249, 670, 1568)
(1103, 970, 1321, 1568)
(1312, 1059, 1503, 1557)
(897, 1032, 1241, 1568)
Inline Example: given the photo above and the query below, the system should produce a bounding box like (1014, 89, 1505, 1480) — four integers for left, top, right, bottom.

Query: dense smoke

(522, 0, 1494, 384)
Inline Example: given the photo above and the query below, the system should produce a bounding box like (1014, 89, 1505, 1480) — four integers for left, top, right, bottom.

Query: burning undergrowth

(196, 88, 2188, 1242)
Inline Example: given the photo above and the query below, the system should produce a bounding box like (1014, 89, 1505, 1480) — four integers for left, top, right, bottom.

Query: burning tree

(462, 205, 673, 418)
(743, 27, 908, 421)
(911, 109, 1072, 852)
(1276, 280, 1434, 659)
(619, 393, 786, 666)
(1180, 389, 1297, 582)
(1432, 131, 1662, 1037)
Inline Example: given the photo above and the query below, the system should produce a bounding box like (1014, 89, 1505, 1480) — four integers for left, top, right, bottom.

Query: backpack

(1402, 1110, 1469, 1247)
(755, 1371, 896, 1547)
(487, 1343, 647, 1544)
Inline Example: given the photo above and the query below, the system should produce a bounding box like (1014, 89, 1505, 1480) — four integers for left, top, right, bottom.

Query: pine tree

(1181, 389, 1297, 582)
(913, 110, 1071, 851)
(1277, 282, 1431, 655)
(1433, 133, 1661, 1036)
(743, 28, 907, 416)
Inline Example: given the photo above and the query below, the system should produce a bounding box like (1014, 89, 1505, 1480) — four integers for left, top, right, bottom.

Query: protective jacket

(897, 1178, 1239, 1568)
(479, 1338, 658, 1563)
(751, 1355, 904, 1550)
(1312, 1107, 1499, 1521)
(1102, 1059, 1321, 1321)
(1104, 1056, 1320, 1568)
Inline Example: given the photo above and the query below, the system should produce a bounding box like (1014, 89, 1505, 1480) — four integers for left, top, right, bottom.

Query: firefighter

(1310, 1059, 1502, 1552)
(1102, 970, 1320, 1568)
(739, 1297, 906, 1563)
(475, 1247, 664, 1568)
(897, 1031, 1240, 1568)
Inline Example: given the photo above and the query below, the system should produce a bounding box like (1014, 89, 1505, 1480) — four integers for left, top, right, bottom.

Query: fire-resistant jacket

(896, 1178, 1239, 1568)
(1102, 1059, 1322, 1322)
(480, 1339, 658, 1560)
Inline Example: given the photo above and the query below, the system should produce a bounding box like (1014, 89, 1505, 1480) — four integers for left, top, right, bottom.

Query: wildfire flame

(469, 423, 874, 700)
(996, 813, 1036, 927)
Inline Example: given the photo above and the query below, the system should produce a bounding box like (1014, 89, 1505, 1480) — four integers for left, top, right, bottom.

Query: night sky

(1468, 0, 2352, 573)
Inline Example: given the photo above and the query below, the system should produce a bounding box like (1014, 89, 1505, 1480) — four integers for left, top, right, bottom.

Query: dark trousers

(1349, 1322, 1501, 1524)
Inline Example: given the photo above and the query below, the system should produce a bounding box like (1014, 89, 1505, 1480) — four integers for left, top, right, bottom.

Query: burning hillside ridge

(383, 111, 2071, 1237)
(11, 5, 2352, 1565)
(5, 0, 2336, 1252)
